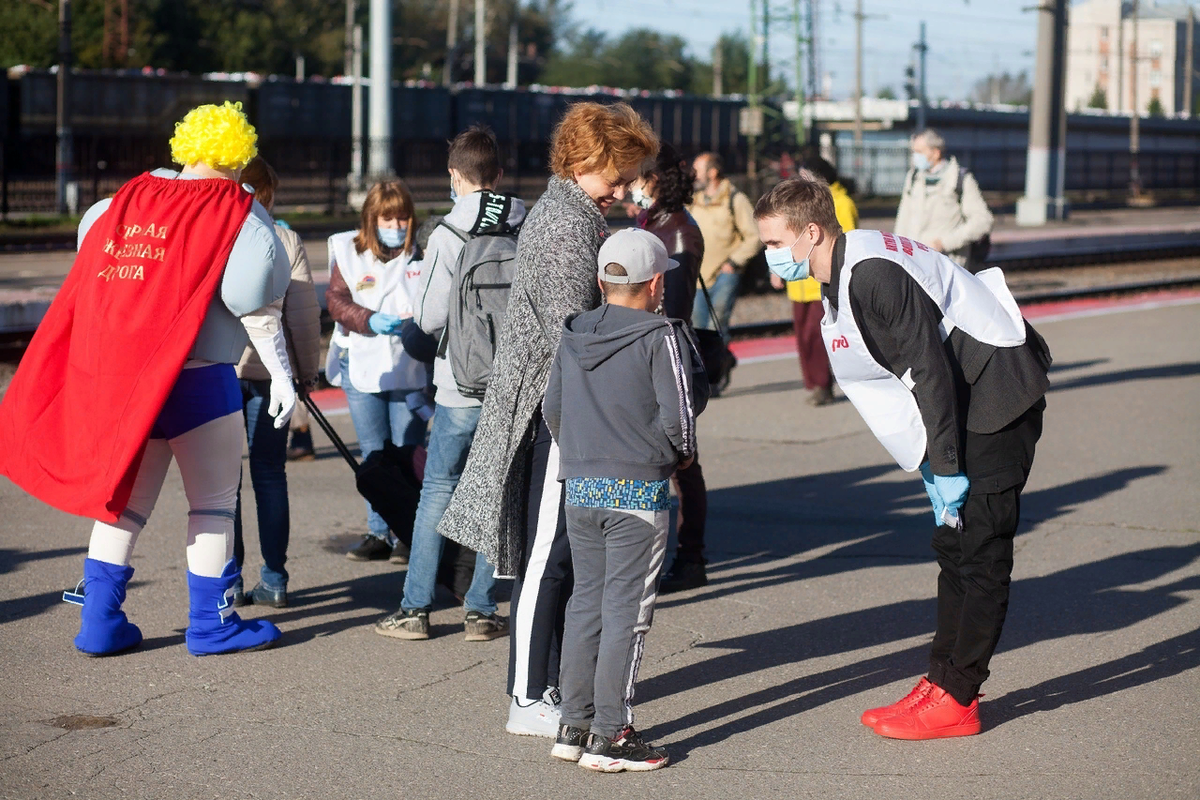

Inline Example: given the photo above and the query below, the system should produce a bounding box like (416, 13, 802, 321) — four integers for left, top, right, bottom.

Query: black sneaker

(244, 583, 288, 608)
(578, 726, 669, 772)
(659, 561, 707, 594)
(389, 539, 411, 565)
(464, 611, 509, 641)
(551, 724, 590, 762)
(374, 608, 430, 640)
(346, 535, 391, 561)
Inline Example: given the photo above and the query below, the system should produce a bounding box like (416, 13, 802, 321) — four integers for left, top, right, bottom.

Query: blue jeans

(692, 271, 740, 334)
(233, 379, 290, 591)
(341, 355, 429, 540)
(401, 404, 498, 615)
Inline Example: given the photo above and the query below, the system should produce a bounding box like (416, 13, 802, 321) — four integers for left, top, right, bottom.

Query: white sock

(86, 518, 142, 567)
(185, 522, 234, 578)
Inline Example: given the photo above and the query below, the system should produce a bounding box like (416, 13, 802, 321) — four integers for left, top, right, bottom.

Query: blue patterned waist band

(565, 477, 671, 511)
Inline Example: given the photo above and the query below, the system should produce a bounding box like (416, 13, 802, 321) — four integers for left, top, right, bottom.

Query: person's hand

(678, 455, 695, 470)
(720, 261, 737, 275)
(919, 463, 969, 526)
(268, 380, 297, 429)
(930, 238, 945, 253)
(769, 273, 785, 291)
(368, 313, 403, 335)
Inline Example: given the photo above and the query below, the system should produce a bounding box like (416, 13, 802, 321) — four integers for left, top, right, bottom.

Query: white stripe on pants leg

(621, 507, 670, 728)
(511, 438, 562, 700)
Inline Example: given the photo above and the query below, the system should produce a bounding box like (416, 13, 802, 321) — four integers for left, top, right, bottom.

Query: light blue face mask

(912, 151, 931, 172)
(450, 185, 459, 202)
(765, 233, 816, 282)
(377, 226, 407, 249)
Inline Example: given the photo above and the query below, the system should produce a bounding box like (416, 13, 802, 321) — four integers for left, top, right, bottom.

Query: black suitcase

(301, 393, 421, 547)
(301, 393, 477, 598)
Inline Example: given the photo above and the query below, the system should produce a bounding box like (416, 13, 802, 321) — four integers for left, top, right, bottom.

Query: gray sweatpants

(559, 505, 670, 739)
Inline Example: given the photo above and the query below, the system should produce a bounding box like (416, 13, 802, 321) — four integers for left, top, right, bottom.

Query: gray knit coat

(437, 176, 607, 576)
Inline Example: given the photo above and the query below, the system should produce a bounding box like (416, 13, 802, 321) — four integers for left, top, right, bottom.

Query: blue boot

(70, 558, 143, 656)
(186, 559, 281, 656)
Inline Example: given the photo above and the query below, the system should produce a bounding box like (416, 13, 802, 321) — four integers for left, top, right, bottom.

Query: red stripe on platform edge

(309, 387, 348, 413)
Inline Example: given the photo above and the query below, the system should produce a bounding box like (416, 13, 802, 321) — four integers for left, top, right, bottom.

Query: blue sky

(568, 0, 1041, 101)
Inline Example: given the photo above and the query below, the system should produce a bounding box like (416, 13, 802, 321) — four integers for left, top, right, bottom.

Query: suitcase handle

(301, 390, 360, 475)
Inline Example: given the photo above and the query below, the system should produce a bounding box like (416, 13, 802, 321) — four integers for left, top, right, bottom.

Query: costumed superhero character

(0, 102, 297, 656)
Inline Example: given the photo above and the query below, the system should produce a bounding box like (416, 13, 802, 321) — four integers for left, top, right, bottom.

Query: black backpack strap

(697, 277, 727, 338)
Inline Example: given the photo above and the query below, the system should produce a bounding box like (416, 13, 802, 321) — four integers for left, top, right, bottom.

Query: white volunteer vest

(821, 229, 1026, 472)
(325, 231, 426, 393)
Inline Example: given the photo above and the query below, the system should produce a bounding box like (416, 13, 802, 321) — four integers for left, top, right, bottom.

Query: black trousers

(506, 416, 574, 700)
(928, 397, 1045, 706)
(670, 454, 708, 565)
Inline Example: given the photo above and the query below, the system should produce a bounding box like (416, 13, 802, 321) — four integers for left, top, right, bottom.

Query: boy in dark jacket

(542, 228, 709, 772)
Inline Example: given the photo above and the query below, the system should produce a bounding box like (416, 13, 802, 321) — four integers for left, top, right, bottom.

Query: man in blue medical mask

(754, 176, 1051, 743)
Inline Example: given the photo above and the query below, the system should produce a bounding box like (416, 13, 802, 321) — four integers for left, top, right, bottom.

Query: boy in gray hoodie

(543, 228, 709, 772)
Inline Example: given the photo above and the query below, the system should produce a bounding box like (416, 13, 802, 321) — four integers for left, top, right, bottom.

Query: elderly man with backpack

(894, 129, 993, 271)
(374, 126, 525, 641)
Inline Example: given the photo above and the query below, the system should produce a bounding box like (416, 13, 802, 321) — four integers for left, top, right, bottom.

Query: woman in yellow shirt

(770, 155, 858, 405)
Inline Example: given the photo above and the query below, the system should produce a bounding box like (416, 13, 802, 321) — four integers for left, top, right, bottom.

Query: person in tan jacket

(231, 157, 323, 607)
(688, 152, 762, 332)
(894, 129, 994, 270)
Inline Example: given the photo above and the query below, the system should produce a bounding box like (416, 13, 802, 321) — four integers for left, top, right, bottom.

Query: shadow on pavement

(1049, 362, 1200, 392)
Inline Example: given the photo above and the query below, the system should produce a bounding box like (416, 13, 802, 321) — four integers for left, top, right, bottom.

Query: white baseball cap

(597, 228, 680, 284)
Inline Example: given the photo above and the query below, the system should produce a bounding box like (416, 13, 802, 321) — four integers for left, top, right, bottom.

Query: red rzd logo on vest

(881, 231, 928, 256)
(831, 336, 850, 352)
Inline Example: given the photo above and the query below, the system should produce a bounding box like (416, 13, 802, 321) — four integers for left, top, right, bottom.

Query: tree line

(1, 0, 755, 96)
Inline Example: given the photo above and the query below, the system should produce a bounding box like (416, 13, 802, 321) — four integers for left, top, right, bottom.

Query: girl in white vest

(755, 176, 1051, 742)
(326, 180, 430, 562)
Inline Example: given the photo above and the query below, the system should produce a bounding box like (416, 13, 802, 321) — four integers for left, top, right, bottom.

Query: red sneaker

(860, 677, 934, 727)
(873, 685, 982, 740)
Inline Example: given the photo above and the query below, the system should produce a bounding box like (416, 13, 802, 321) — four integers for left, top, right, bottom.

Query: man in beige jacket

(894, 129, 993, 270)
(688, 152, 762, 331)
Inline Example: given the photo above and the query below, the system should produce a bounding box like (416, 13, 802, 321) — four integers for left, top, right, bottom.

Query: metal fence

(833, 142, 1200, 196)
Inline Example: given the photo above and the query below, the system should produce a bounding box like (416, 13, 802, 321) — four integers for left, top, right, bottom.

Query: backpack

(439, 191, 522, 399)
(954, 168, 992, 270)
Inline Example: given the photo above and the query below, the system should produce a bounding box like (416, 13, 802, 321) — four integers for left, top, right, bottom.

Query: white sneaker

(506, 689, 561, 738)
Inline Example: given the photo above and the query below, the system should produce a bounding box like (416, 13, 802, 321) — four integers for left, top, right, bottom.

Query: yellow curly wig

(169, 101, 259, 170)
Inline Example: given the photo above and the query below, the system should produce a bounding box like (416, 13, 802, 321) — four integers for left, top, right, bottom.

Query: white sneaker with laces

(506, 688, 561, 738)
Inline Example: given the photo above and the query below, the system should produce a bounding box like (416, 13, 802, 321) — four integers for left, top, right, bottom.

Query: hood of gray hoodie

(561, 304, 670, 371)
(443, 189, 527, 236)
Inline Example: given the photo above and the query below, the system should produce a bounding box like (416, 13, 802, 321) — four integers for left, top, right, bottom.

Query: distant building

(1066, 0, 1198, 116)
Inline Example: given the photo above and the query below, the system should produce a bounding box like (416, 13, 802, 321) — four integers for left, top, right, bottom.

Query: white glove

(243, 305, 296, 429)
(267, 379, 297, 429)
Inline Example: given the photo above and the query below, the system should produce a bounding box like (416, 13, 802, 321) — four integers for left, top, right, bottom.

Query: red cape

(0, 173, 253, 522)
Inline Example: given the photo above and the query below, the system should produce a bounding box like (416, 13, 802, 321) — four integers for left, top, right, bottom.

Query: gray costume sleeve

(542, 343, 565, 443)
(221, 200, 290, 317)
(77, 198, 113, 250)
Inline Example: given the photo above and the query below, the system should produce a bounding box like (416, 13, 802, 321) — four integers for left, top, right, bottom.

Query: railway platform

(1, 290, 1197, 799)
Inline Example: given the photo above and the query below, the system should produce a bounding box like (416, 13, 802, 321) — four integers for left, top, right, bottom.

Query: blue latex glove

(368, 313, 403, 335)
(919, 463, 970, 527)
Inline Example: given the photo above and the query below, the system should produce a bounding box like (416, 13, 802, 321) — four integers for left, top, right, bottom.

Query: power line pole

(350, 23, 364, 192)
(368, 0, 392, 178)
(1185, 6, 1194, 118)
(505, 2, 518, 89)
(807, 0, 819, 101)
(344, 0, 356, 76)
(444, 0, 459, 86)
(792, 0, 806, 146)
(1129, 0, 1140, 197)
(853, 0, 864, 150)
(1016, 0, 1068, 226)
(474, 0, 486, 86)
(915, 21, 928, 132)
(746, 0, 761, 194)
(712, 39, 723, 98)
(55, 0, 74, 215)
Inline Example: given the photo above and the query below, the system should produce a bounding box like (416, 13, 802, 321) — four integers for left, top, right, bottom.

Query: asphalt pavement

(1, 297, 1198, 800)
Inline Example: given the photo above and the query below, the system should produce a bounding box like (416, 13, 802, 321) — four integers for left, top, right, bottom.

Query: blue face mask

(377, 226, 406, 249)
(450, 185, 459, 202)
(765, 233, 816, 282)
(912, 152, 931, 172)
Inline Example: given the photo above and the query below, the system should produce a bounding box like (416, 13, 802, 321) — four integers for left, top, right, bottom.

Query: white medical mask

(765, 232, 817, 282)
(912, 152, 931, 172)
(377, 226, 406, 249)
(630, 185, 653, 210)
